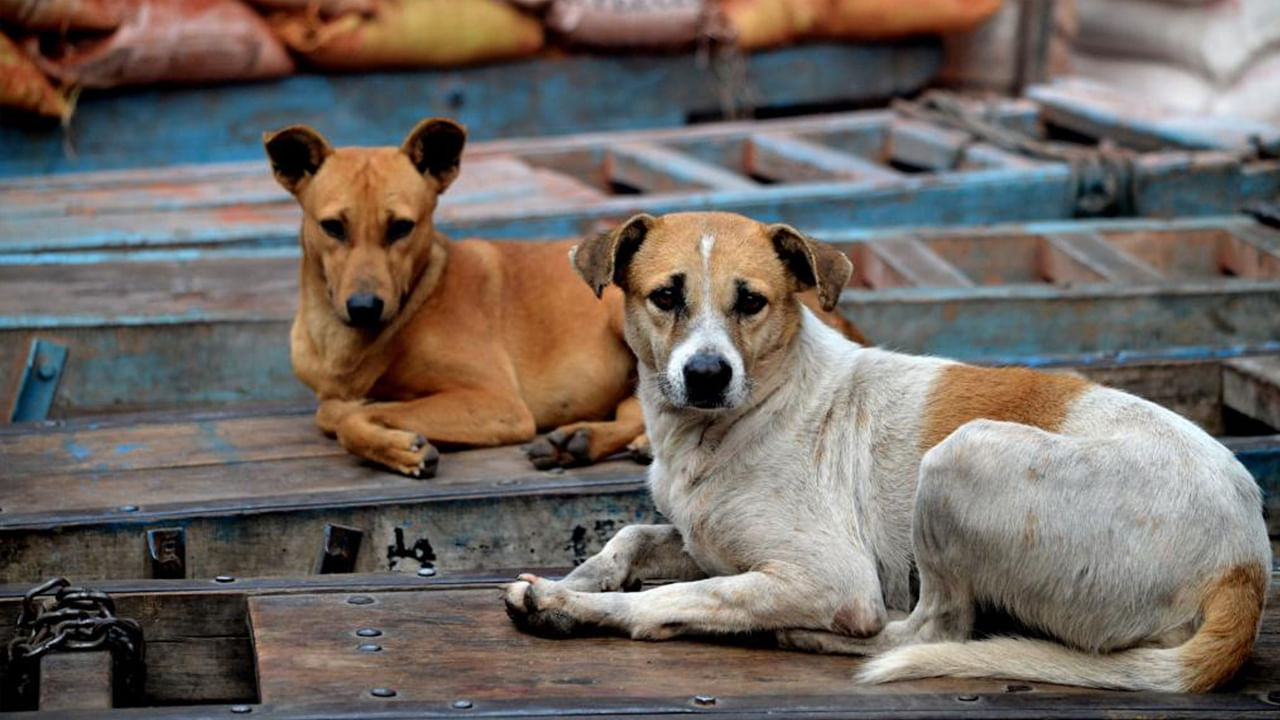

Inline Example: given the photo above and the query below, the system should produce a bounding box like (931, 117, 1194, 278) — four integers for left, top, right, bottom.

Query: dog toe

(524, 436, 562, 470)
(502, 576, 581, 637)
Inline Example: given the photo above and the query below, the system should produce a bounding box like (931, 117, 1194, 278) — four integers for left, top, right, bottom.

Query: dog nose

(345, 292, 385, 328)
(683, 353, 732, 407)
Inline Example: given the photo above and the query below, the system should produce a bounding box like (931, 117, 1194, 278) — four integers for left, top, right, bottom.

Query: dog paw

(525, 428, 592, 470)
(775, 628, 831, 652)
(371, 430, 439, 478)
(503, 574, 582, 637)
(626, 434, 653, 465)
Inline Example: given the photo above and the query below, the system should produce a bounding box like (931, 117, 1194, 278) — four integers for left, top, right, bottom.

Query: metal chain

(4, 577, 145, 709)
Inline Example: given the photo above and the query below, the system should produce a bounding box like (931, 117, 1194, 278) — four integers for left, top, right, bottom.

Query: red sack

(0, 0, 124, 32)
(270, 0, 544, 70)
(27, 0, 294, 88)
(0, 31, 69, 119)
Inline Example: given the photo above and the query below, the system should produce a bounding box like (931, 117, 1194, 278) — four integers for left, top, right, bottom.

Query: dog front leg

(526, 395, 648, 469)
(554, 524, 706, 593)
(336, 390, 536, 477)
(506, 562, 844, 641)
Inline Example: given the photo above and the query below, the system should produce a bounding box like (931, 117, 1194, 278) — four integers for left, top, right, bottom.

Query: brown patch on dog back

(1179, 563, 1267, 692)
(920, 365, 1092, 451)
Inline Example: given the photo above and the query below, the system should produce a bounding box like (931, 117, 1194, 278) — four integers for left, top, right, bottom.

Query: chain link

(4, 577, 145, 709)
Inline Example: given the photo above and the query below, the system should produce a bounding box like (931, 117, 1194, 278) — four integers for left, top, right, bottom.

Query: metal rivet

(214, 575, 235, 583)
(36, 363, 57, 381)
(693, 695, 716, 706)
(957, 694, 979, 702)
(358, 643, 383, 652)
(118, 505, 139, 512)
(347, 595, 375, 605)
(229, 706, 252, 714)
(547, 467, 565, 475)
(1005, 684, 1032, 693)
(370, 688, 397, 698)
(417, 567, 437, 577)
(356, 628, 382, 638)
(452, 699, 473, 710)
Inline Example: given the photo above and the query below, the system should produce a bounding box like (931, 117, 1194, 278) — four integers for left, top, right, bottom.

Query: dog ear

(768, 224, 852, 312)
(262, 125, 333, 195)
(570, 214, 655, 298)
(401, 118, 467, 193)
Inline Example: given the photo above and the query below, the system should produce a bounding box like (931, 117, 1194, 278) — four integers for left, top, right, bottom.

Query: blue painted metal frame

(0, 42, 942, 178)
(9, 339, 68, 422)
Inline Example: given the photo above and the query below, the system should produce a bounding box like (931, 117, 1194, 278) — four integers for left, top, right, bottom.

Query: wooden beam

(888, 120, 970, 170)
(606, 142, 757, 193)
(745, 132, 902, 184)
(865, 238, 975, 288)
(1043, 233, 1165, 284)
(40, 652, 113, 711)
(1224, 356, 1280, 431)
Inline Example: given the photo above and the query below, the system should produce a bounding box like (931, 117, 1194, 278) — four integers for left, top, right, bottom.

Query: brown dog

(264, 118, 863, 477)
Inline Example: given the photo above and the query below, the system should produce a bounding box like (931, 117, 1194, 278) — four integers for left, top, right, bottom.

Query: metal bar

(39, 651, 114, 711)
(865, 238, 975, 287)
(9, 338, 68, 422)
(744, 132, 902, 183)
(606, 142, 758, 193)
(1014, 0, 1055, 94)
(887, 120, 970, 170)
(1043, 233, 1165, 284)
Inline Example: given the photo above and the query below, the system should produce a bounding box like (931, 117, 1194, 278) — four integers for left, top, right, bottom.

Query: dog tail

(858, 564, 1267, 692)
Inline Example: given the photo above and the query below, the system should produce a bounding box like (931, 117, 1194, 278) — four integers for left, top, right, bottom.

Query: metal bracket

(146, 528, 187, 580)
(317, 524, 364, 574)
(10, 339, 68, 423)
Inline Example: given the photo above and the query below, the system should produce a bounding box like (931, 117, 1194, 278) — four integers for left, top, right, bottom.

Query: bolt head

(118, 505, 139, 512)
(214, 575, 235, 583)
(957, 694, 979, 702)
(347, 595, 375, 605)
(36, 363, 57, 381)
(417, 566, 437, 577)
(693, 695, 716, 706)
(357, 643, 383, 652)
(370, 688, 397, 698)
(229, 705, 252, 714)
(356, 628, 382, 637)
(452, 699, 473, 709)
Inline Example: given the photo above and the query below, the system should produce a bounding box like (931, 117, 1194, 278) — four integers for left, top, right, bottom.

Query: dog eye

(735, 291, 767, 316)
(386, 219, 415, 244)
(648, 287, 680, 312)
(319, 219, 346, 242)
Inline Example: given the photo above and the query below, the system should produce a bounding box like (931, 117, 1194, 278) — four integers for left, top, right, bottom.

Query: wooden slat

(39, 652, 113, 711)
(744, 132, 902, 183)
(865, 237, 975, 288)
(1029, 77, 1280, 151)
(1224, 224, 1280, 278)
(962, 142, 1043, 169)
(1042, 233, 1165, 284)
(606, 142, 758, 193)
(888, 119, 970, 170)
(1224, 356, 1280, 431)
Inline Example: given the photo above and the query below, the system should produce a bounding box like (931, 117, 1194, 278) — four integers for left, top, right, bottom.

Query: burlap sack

(721, 0, 1003, 49)
(0, 30, 69, 118)
(545, 0, 710, 49)
(245, 0, 375, 18)
(0, 0, 123, 32)
(270, 0, 544, 69)
(27, 0, 294, 88)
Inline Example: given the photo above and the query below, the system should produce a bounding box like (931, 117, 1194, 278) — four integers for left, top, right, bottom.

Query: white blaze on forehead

(662, 230, 748, 407)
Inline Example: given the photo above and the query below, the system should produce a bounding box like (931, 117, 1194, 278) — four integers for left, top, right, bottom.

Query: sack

(1075, 0, 1280, 84)
(270, 0, 544, 70)
(0, 31, 69, 119)
(0, 0, 123, 32)
(941, 0, 1075, 91)
(243, 0, 374, 18)
(545, 0, 710, 49)
(721, 0, 1002, 49)
(27, 0, 294, 88)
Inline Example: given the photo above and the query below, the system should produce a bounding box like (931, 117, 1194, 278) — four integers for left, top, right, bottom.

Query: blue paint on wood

(0, 43, 942, 178)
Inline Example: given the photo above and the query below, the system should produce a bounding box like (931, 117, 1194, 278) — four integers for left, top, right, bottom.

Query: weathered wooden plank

(1029, 78, 1280, 151)
(0, 42, 944, 178)
(1224, 357, 1280, 431)
(606, 142, 758, 193)
(744, 132, 902, 183)
(39, 652, 113, 711)
(1042, 233, 1164, 284)
(887, 119, 970, 170)
(863, 237, 974, 287)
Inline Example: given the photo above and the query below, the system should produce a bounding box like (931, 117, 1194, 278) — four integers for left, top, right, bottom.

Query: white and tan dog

(504, 211, 1272, 692)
